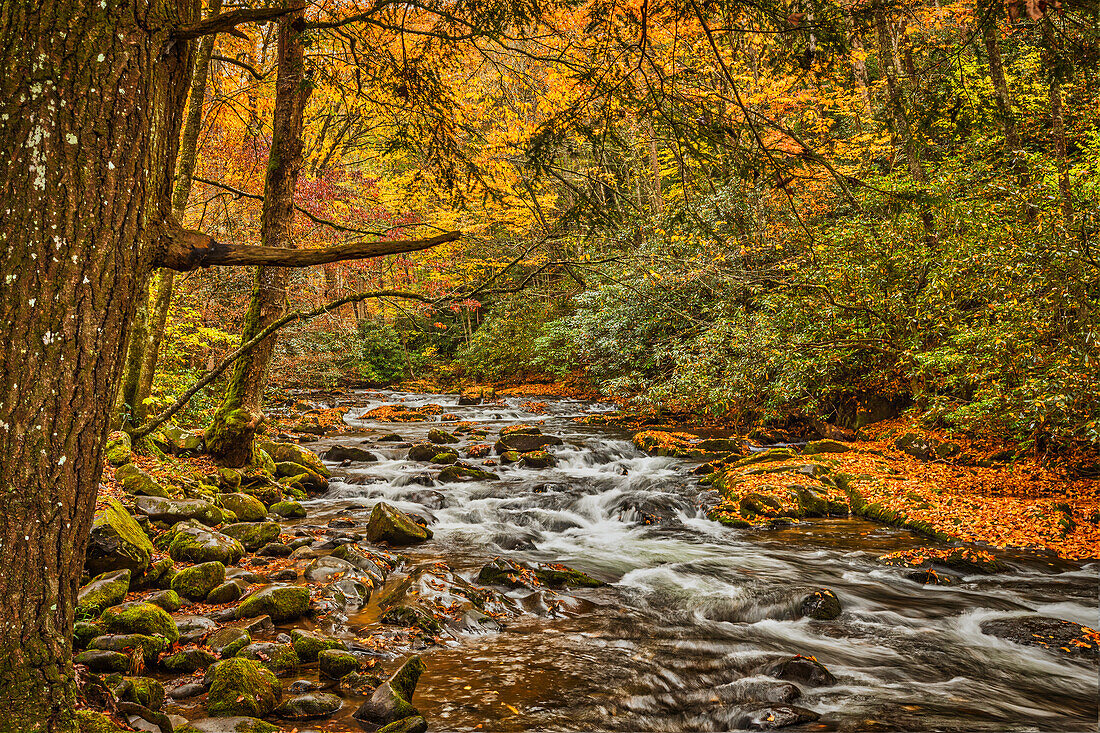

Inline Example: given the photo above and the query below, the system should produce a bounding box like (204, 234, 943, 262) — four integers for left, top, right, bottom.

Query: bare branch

(174, 5, 307, 40)
(211, 54, 268, 79)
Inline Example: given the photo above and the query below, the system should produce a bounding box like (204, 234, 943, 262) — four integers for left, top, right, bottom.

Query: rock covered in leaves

(799, 589, 841, 620)
(980, 616, 1099, 658)
(477, 557, 604, 589)
(366, 501, 433, 545)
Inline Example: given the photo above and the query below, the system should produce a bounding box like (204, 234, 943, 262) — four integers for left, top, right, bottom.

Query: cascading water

(294, 391, 1097, 732)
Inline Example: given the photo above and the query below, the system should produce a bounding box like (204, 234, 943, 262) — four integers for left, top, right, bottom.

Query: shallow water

(293, 391, 1098, 732)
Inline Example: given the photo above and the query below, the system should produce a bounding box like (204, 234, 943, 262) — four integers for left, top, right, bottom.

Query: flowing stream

(284, 391, 1097, 732)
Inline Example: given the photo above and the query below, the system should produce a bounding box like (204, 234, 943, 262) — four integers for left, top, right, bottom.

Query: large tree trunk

(0, 0, 193, 728)
(134, 0, 225, 425)
(206, 10, 312, 466)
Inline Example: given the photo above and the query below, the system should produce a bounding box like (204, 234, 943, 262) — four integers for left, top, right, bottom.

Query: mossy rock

(206, 657, 282, 718)
(366, 502, 432, 545)
(257, 448, 277, 476)
(427, 428, 459, 444)
(500, 424, 540, 437)
(499, 450, 521, 464)
(216, 493, 268, 522)
(167, 520, 245, 565)
(236, 584, 311, 622)
(118, 676, 166, 709)
(709, 510, 752, 529)
(141, 558, 174, 590)
(105, 430, 132, 467)
(99, 601, 179, 642)
(76, 569, 131, 619)
(259, 441, 331, 478)
(207, 579, 247, 604)
(407, 444, 438, 462)
(275, 692, 344, 720)
(322, 445, 378, 463)
(379, 606, 442, 635)
(352, 655, 425, 725)
(738, 492, 783, 519)
(143, 589, 181, 612)
(162, 647, 218, 673)
(802, 439, 850, 455)
(171, 561, 226, 601)
(208, 626, 252, 658)
(477, 557, 604, 589)
(799, 589, 842, 620)
(291, 629, 344, 662)
(74, 649, 131, 674)
(729, 448, 798, 469)
(377, 717, 428, 733)
(177, 718, 281, 733)
(134, 495, 227, 526)
(76, 710, 127, 733)
(88, 632, 169, 666)
(119, 466, 169, 498)
(220, 521, 281, 551)
(269, 500, 305, 518)
(236, 641, 300, 673)
(74, 621, 102, 649)
(520, 450, 555, 469)
(319, 649, 359, 679)
(430, 451, 459, 464)
(86, 500, 154, 577)
(437, 463, 497, 483)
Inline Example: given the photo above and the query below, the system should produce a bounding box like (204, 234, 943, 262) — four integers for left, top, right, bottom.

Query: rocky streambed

(77, 391, 1098, 733)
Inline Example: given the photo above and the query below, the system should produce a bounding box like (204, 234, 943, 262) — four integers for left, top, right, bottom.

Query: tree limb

(211, 55, 268, 79)
(130, 289, 430, 439)
(157, 225, 459, 271)
(174, 5, 307, 40)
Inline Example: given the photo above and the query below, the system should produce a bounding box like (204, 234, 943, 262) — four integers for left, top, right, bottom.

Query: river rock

(291, 629, 344, 662)
(407, 443, 439, 461)
(304, 555, 359, 583)
(85, 499, 154, 576)
(171, 561, 225, 601)
(162, 647, 218, 673)
(494, 432, 563, 454)
(88, 633, 169, 665)
(209, 626, 252, 657)
(118, 465, 169, 498)
(478, 557, 604, 589)
(105, 430, 132, 466)
(269, 499, 306, 518)
(143, 589, 181, 612)
(74, 621, 101, 649)
(378, 717, 428, 733)
(74, 649, 130, 673)
(323, 445, 378, 463)
(207, 578, 249, 604)
(520, 450, 556, 468)
(799, 589, 841, 620)
(99, 601, 179, 642)
(175, 614, 217, 644)
(76, 569, 131, 618)
(437, 463, 497, 482)
(115, 676, 166, 709)
(220, 521, 281, 551)
(760, 654, 837, 686)
(236, 584, 311, 622)
(366, 502, 433, 545)
(206, 657, 282, 718)
(134, 495, 226, 526)
(216, 493, 267, 522)
(353, 655, 425, 725)
(180, 718, 280, 733)
(427, 428, 459, 444)
(430, 450, 458, 464)
(736, 705, 821, 730)
(168, 520, 245, 565)
(319, 649, 359, 679)
(259, 441, 331, 478)
(980, 616, 1099, 658)
(276, 692, 343, 720)
(236, 641, 300, 673)
(332, 543, 395, 582)
(714, 678, 802, 704)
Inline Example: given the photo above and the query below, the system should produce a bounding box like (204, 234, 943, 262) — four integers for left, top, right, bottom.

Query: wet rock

(438, 463, 497, 482)
(494, 433, 563, 454)
(478, 557, 604, 589)
(206, 657, 282, 718)
(338, 670, 384, 695)
(353, 655, 425, 725)
(366, 502, 433, 545)
(162, 647, 218, 673)
(980, 616, 1099, 658)
(105, 430, 132, 466)
(77, 569, 131, 619)
(143, 589, 182, 612)
(736, 705, 821, 730)
(171, 561, 225, 601)
(74, 649, 130, 673)
(220, 521, 281, 551)
(216, 493, 268, 523)
(276, 692, 343, 720)
(380, 606, 443, 635)
(427, 428, 459, 444)
(714, 679, 802, 704)
(761, 654, 837, 686)
(88, 633, 168, 666)
(269, 500, 306, 518)
(179, 718, 280, 733)
(465, 444, 492, 458)
(407, 444, 438, 461)
(430, 451, 459, 464)
(405, 489, 446, 509)
(304, 555, 359, 583)
(208, 627, 251, 658)
(378, 432, 404, 442)
(259, 441, 331, 478)
(134, 496, 226, 526)
(174, 614, 217, 644)
(323, 445, 378, 463)
(100, 601, 179, 642)
(904, 568, 959, 585)
(287, 679, 318, 694)
(86, 500, 154, 576)
(331, 543, 395, 581)
(500, 450, 521, 464)
(269, 567, 298, 581)
(236, 584, 311, 622)
(258, 542, 293, 557)
(377, 717, 428, 733)
(520, 450, 556, 469)
(167, 682, 206, 700)
(291, 629, 344, 662)
(167, 521, 245, 565)
(799, 589, 841, 620)
(319, 649, 359, 679)
(236, 641, 300, 673)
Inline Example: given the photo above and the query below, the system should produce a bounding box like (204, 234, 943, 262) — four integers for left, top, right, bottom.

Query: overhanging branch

(174, 5, 307, 40)
(157, 225, 459, 271)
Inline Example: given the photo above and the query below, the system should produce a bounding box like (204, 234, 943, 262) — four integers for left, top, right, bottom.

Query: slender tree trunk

(0, 0, 193, 728)
(847, 17, 872, 119)
(1042, 18, 1074, 226)
(134, 0, 224, 425)
(206, 10, 312, 466)
(980, 2, 1021, 152)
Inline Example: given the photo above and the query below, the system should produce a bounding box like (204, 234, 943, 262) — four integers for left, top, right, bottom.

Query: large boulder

(365, 502, 432, 545)
(322, 445, 377, 463)
(427, 428, 459, 445)
(220, 521, 281, 551)
(167, 520, 245, 565)
(494, 432, 563, 454)
(407, 444, 438, 462)
(980, 616, 1099, 658)
(99, 601, 179, 643)
(85, 500, 154, 576)
(319, 649, 359, 679)
(269, 500, 305, 518)
(799, 589, 841, 620)
(76, 569, 131, 619)
(134, 496, 226, 526)
(760, 654, 837, 687)
(206, 657, 282, 718)
(235, 642, 299, 673)
(259, 441, 331, 478)
(216, 493, 267, 523)
(236, 584, 311, 622)
(171, 561, 226, 601)
(276, 692, 343, 720)
(353, 655, 425, 725)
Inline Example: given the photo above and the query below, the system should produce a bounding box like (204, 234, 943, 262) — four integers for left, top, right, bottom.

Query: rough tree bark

(206, 9, 313, 467)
